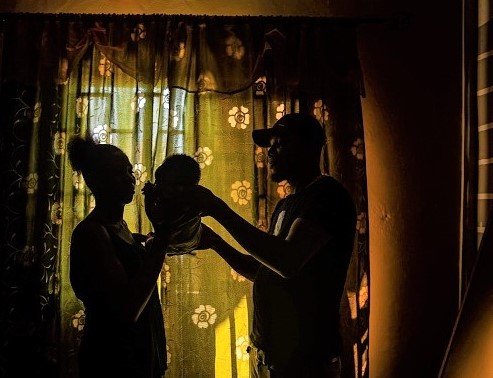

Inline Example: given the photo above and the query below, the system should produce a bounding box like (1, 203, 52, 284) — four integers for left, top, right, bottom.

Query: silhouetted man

(190, 113, 357, 378)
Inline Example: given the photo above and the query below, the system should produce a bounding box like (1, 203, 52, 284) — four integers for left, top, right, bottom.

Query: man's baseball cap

(252, 113, 326, 149)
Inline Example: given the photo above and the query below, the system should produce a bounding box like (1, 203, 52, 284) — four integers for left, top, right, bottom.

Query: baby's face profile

(153, 154, 201, 203)
(144, 181, 189, 225)
(155, 172, 186, 198)
(155, 183, 184, 199)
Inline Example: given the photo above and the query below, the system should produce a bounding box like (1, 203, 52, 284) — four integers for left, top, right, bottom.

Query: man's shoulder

(311, 175, 348, 194)
(310, 176, 356, 215)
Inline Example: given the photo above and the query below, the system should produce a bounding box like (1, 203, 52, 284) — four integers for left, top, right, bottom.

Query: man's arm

(192, 186, 331, 278)
(198, 224, 261, 281)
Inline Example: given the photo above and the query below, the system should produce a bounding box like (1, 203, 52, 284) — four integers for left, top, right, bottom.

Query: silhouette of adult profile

(67, 136, 171, 378)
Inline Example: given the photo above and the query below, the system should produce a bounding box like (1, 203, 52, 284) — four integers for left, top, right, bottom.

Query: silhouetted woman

(67, 136, 170, 378)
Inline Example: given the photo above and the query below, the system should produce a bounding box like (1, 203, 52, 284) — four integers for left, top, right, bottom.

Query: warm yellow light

(215, 295, 250, 378)
(234, 296, 250, 377)
(215, 315, 232, 378)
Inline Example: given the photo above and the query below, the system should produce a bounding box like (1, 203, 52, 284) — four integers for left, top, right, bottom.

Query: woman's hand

(142, 182, 164, 229)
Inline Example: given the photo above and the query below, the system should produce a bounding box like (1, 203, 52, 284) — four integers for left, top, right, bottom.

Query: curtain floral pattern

(0, 14, 369, 378)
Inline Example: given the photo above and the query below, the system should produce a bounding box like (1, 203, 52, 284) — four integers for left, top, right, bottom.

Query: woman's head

(67, 136, 135, 205)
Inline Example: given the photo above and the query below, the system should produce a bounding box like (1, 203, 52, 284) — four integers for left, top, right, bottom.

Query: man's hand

(196, 223, 223, 251)
(183, 185, 224, 217)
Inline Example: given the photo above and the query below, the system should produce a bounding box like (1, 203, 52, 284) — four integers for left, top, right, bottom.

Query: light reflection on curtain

(0, 14, 369, 378)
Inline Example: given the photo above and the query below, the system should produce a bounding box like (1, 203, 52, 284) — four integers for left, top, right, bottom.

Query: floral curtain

(0, 14, 369, 378)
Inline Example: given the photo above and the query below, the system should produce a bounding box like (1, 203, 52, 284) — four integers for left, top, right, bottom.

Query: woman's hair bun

(67, 136, 97, 172)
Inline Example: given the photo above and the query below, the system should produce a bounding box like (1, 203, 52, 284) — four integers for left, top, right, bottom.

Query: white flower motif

(72, 172, 85, 190)
(225, 35, 245, 60)
(133, 163, 148, 186)
(230, 269, 246, 282)
(231, 180, 252, 205)
(53, 131, 66, 155)
(254, 76, 267, 96)
(71, 309, 85, 331)
(51, 202, 63, 225)
(76, 96, 89, 118)
(275, 103, 285, 120)
(98, 55, 113, 77)
(131, 23, 146, 41)
(228, 106, 250, 129)
(131, 91, 146, 113)
(25, 173, 38, 194)
(235, 335, 250, 361)
(33, 102, 42, 123)
(92, 124, 111, 144)
(356, 212, 367, 234)
(313, 99, 329, 122)
(255, 146, 265, 168)
(351, 138, 364, 160)
(194, 147, 213, 169)
(196, 71, 217, 92)
(192, 304, 217, 329)
(162, 88, 170, 109)
(276, 180, 292, 199)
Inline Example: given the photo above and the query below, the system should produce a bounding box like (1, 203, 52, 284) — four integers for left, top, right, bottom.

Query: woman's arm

(70, 220, 171, 324)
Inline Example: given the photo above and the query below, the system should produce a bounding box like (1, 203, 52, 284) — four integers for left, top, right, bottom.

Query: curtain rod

(0, 12, 410, 29)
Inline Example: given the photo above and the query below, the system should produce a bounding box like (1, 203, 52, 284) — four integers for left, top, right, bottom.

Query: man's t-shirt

(250, 175, 356, 368)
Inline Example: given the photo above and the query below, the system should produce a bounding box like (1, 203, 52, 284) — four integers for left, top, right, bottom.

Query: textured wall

(355, 1, 462, 376)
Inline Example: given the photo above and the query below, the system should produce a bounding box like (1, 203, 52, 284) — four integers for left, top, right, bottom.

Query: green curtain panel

(0, 13, 369, 378)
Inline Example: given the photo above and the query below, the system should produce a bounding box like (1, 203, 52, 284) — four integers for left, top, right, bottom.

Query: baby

(144, 154, 202, 255)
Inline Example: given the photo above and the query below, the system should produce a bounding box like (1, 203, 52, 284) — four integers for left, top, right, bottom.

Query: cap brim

(252, 128, 276, 147)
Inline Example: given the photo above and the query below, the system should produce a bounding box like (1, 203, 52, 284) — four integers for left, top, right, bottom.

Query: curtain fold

(0, 13, 369, 378)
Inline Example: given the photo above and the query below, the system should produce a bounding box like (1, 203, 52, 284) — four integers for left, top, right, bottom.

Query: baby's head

(155, 154, 201, 197)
